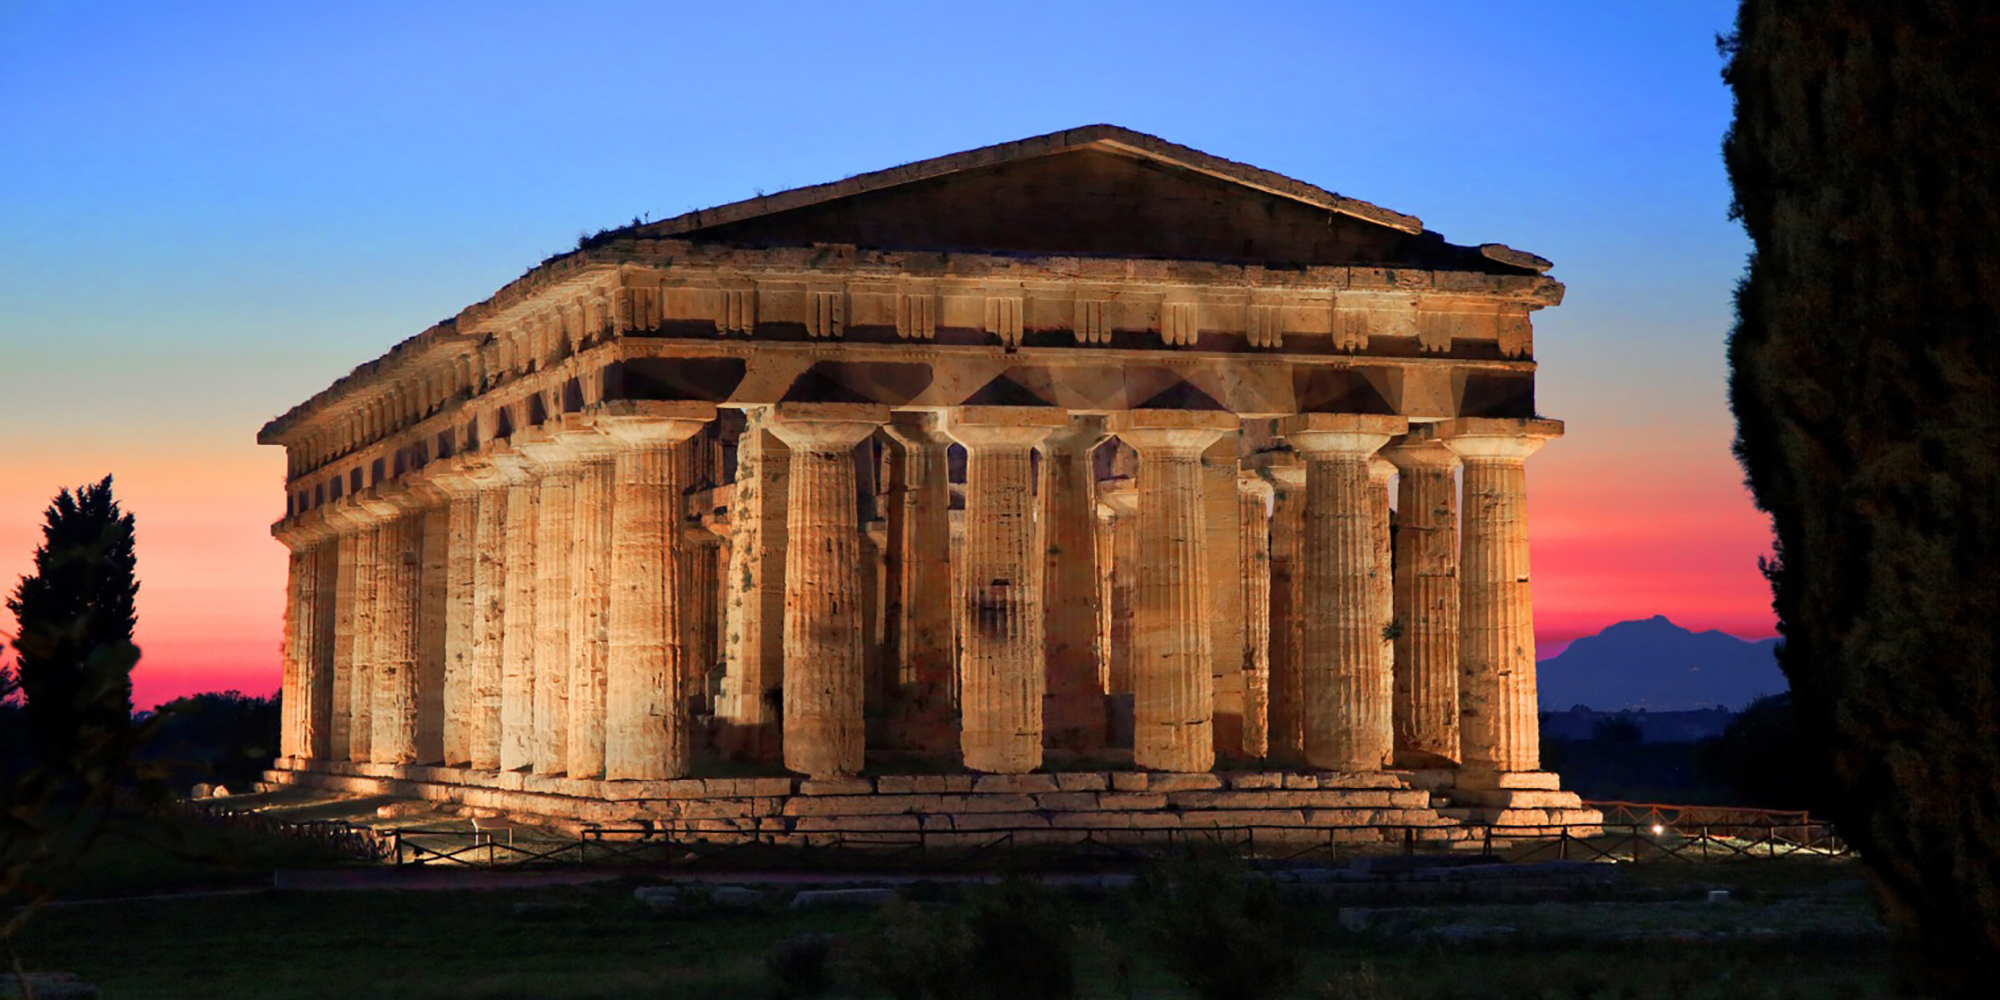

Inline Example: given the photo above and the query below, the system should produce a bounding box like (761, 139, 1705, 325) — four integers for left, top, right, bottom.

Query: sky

(0, 1, 1767, 710)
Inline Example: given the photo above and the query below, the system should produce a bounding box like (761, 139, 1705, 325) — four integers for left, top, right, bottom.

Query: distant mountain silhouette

(1537, 615, 1786, 711)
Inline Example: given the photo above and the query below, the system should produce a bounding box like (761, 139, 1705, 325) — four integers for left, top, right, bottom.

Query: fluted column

(346, 516, 380, 762)
(467, 477, 509, 770)
(601, 404, 714, 781)
(1384, 429, 1462, 766)
(496, 451, 539, 772)
(280, 543, 308, 759)
(1041, 414, 1107, 752)
(1237, 475, 1273, 759)
(1368, 456, 1396, 759)
(328, 524, 361, 761)
(430, 482, 479, 768)
(1099, 480, 1139, 696)
(880, 413, 956, 752)
(527, 447, 576, 774)
(1444, 417, 1562, 774)
(1202, 433, 1247, 758)
(1108, 411, 1235, 773)
(1280, 413, 1406, 772)
(371, 510, 423, 765)
(1261, 460, 1306, 764)
(765, 403, 889, 778)
(721, 412, 789, 760)
(565, 452, 615, 778)
(946, 407, 1066, 772)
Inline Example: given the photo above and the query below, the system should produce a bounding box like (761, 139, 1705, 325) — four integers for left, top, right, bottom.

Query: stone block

(1454, 770, 1562, 791)
(1281, 773, 1319, 789)
(1311, 771, 1407, 789)
(1095, 792, 1169, 810)
(972, 774, 1060, 794)
(739, 777, 799, 797)
(1049, 811, 1183, 830)
(795, 814, 922, 833)
(791, 888, 898, 909)
(1147, 773, 1223, 792)
(874, 775, 921, 793)
(947, 811, 1051, 831)
(934, 793, 1039, 813)
(799, 777, 874, 796)
(1055, 772, 1110, 792)
(1177, 809, 1305, 828)
(1032, 792, 1100, 811)
(1225, 772, 1283, 789)
(782, 794, 941, 817)
(908, 775, 975, 793)
(1110, 772, 1150, 792)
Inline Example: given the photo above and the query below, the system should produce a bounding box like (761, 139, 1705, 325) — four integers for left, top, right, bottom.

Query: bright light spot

(1651, 824, 1665, 836)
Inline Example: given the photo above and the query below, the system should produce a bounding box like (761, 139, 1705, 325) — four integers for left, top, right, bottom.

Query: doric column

(879, 412, 955, 752)
(765, 403, 888, 779)
(1202, 433, 1247, 758)
(1041, 414, 1107, 753)
(946, 407, 1067, 773)
(1107, 411, 1235, 773)
(370, 507, 423, 765)
(1369, 456, 1396, 758)
(720, 411, 789, 760)
(345, 513, 380, 763)
(411, 497, 450, 764)
(1098, 480, 1139, 696)
(425, 465, 486, 769)
(1443, 417, 1563, 774)
(326, 521, 361, 761)
(1280, 413, 1407, 772)
(1260, 459, 1306, 764)
(1237, 475, 1274, 759)
(600, 403, 714, 781)
(279, 541, 308, 760)
(515, 434, 578, 775)
(1384, 428, 1462, 766)
(467, 473, 509, 770)
(495, 449, 539, 772)
(566, 451, 615, 779)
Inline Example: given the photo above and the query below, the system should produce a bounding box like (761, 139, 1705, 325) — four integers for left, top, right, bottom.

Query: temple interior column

(1260, 459, 1305, 764)
(567, 451, 615, 778)
(1237, 475, 1274, 759)
(678, 433, 722, 731)
(1202, 433, 1247, 758)
(721, 411, 789, 760)
(1099, 479, 1139, 697)
(602, 405, 713, 781)
(1280, 413, 1406, 772)
(1041, 414, 1107, 753)
(1107, 411, 1234, 773)
(497, 454, 539, 772)
(766, 403, 888, 778)
(1444, 417, 1563, 774)
(880, 413, 955, 752)
(1384, 428, 1462, 767)
(946, 406, 1066, 773)
(371, 509, 422, 765)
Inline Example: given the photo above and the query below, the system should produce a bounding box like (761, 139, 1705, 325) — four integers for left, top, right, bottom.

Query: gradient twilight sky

(0, 1, 1768, 710)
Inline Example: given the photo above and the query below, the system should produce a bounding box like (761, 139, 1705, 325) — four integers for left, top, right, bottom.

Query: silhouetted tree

(1699, 693, 1829, 813)
(6, 477, 138, 760)
(1724, 4, 2000, 995)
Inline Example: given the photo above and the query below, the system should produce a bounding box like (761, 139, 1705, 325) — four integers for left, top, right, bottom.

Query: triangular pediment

(618, 126, 1529, 272)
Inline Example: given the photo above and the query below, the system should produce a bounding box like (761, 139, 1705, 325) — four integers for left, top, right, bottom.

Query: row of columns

(279, 406, 1558, 783)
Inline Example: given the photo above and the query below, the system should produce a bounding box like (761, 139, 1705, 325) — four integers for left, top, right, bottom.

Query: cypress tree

(1724, 4, 2000, 995)
(5, 476, 139, 759)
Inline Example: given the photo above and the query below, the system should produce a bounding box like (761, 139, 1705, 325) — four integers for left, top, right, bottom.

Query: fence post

(1558, 828, 1569, 861)
(1404, 827, 1415, 857)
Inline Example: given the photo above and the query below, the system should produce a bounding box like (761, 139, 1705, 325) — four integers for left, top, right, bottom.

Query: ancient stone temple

(260, 126, 1599, 842)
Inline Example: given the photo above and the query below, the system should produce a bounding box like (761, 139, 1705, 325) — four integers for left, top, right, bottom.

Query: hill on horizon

(1537, 615, 1785, 712)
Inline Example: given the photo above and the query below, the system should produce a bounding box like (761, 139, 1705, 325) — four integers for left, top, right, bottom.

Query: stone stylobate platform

(260, 125, 1599, 837)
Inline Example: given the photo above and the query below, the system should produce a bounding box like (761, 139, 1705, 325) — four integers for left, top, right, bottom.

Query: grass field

(7, 852, 1893, 1000)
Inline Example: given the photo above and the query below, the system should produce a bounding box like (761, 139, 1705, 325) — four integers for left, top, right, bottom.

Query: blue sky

(0, 1, 1761, 703)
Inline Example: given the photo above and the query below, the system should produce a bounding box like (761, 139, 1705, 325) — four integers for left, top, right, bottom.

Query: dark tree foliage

(1724, 4, 2000, 995)
(5, 477, 138, 759)
(1699, 694, 1830, 814)
(141, 691, 281, 793)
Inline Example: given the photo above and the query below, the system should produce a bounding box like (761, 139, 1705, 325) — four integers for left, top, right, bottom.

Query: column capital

(1248, 450, 1306, 490)
(595, 400, 718, 448)
(1236, 472, 1274, 502)
(1381, 426, 1461, 473)
(945, 405, 1069, 449)
(1098, 477, 1138, 517)
(881, 410, 949, 449)
(1278, 413, 1407, 457)
(765, 402, 890, 451)
(1108, 409, 1236, 452)
(1435, 417, 1564, 462)
(1044, 413, 1108, 453)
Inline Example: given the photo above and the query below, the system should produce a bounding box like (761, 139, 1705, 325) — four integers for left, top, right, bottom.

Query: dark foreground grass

(8, 866, 1894, 1000)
